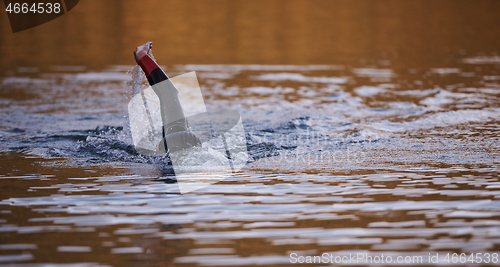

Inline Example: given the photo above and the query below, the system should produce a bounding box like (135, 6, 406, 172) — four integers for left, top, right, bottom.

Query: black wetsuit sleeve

(148, 68, 169, 86)
(137, 55, 170, 86)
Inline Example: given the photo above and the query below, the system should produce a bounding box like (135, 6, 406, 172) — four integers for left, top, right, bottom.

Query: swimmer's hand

(134, 42, 153, 63)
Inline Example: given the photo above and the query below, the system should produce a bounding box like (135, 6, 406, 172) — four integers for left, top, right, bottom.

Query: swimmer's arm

(134, 42, 169, 86)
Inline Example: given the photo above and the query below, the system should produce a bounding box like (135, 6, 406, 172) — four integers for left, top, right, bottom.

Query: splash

(127, 64, 249, 193)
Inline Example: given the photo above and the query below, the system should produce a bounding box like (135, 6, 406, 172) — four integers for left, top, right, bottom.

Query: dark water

(1, 1, 500, 266)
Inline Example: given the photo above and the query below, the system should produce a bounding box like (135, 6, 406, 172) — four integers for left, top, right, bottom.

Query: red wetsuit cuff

(138, 55, 160, 78)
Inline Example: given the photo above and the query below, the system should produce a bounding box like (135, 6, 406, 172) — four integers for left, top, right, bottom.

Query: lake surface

(1, 1, 500, 266)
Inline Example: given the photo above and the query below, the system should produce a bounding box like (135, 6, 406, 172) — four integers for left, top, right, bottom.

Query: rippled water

(1, 56, 500, 266)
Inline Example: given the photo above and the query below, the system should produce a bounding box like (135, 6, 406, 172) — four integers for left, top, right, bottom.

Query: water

(1, 1, 500, 266)
(1, 58, 500, 266)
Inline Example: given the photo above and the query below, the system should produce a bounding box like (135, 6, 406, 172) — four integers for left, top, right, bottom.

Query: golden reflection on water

(1, 0, 500, 69)
(1, 1, 500, 266)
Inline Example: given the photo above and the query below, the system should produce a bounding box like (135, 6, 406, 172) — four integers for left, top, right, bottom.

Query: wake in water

(127, 44, 249, 179)
(2, 55, 499, 173)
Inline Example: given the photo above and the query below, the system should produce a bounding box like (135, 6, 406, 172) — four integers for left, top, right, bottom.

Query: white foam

(371, 108, 500, 132)
(462, 56, 500, 64)
(68, 72, 131, 82)
(110, 247, 143, 254)
(430, 68, 461, 75)
(252, 73, 348, 84)
(354, 86, 387, 96)
(57, 246, 92, 252)
(419, 89, 482, 108)
(245, 86, 295, 95)
(352, 68, 395, 78)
